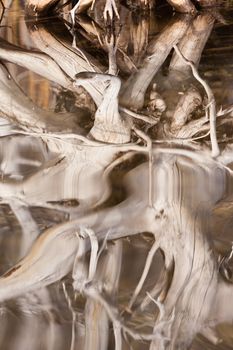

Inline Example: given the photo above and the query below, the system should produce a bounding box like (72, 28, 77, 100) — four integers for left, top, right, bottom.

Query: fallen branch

(173, 44, 220, 157)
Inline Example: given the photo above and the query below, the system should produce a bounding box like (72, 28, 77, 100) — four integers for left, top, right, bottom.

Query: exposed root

(173, 44, 220, 157)
(146, 293, 165, 321)
(128, 237, 160, 310)
(0, 0, 5, 24)
(148, 84, 166, 116)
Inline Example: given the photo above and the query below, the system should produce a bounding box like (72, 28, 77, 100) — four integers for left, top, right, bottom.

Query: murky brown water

(1, 1, 233, 349)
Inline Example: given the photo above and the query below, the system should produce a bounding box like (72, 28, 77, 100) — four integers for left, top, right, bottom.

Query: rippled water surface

(1, 1, 233, 349)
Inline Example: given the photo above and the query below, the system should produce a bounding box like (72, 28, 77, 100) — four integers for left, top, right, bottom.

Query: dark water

(0, 1, 233, 349)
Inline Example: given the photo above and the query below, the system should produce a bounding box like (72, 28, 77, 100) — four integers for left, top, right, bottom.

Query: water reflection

(0, 1, 233, 349)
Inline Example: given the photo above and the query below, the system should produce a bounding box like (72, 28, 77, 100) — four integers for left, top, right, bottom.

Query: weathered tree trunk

(170, 14, 215, 72)
(120, 15, 190, 110)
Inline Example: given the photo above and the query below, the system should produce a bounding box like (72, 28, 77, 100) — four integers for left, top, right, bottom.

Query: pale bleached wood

(75, 15, 137, 75)
(0, 145, 231, 348)
(0, 63, 82, 133)
(75, 73, 131, 143)
(120, 16, 190, 110)
(173, 44, 220, 157)
(0, 6, 232, 350)
(0, 221, 79, 302)
(28, 20, 106, 105)
(0, 38, 73, 90)
(170, 87, 202, 133)
(170, 14, 215, 72)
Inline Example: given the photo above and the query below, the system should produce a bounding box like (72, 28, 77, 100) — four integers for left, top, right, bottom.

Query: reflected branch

(0, 3, 232, 350)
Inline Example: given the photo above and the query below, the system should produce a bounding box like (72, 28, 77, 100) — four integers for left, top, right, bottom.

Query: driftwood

(75, 73, 131, 143)
(120, 15, 190, 110)
(0, 63, 84, 133)
(0, 2, 233, 350)
(0, 151, 229, 347)
(170, 14, 215, 72)
(24, 0, 219, 16)
(25, 0, 60, 15)
(0, 38, 74, 89)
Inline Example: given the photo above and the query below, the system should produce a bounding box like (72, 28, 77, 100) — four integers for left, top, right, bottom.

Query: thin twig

(71, 35, 96, 73)
(173, 44, 220, 158)
(128, 238, 160, 310)
(85, 285, 170, 342)
(146, 293, 165, 321)
(217, 105, 233, 117)
(12, 129, 150, 153)
(152, 131, 211, 144)
(97, 230, 111, 260)
(120, 106, 158, 125)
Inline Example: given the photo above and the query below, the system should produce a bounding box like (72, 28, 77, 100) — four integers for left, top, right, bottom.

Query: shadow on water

(1, 0, 233, 349)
